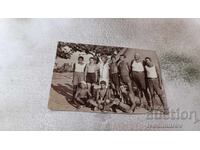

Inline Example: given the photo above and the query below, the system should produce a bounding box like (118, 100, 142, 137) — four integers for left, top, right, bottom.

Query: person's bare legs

(126, 91, 136, 113)
(116, 85, 121, 97)
(127, 82, 133, 94)
(76, 97, 85, 105)
(72, 85, 81, 108)
(137, 89, 142, 106)
(73, 85, 77, 99)
(118, 102, 131, 112)
(87, 99, 104, 110)
(88, 99, 98, 107)
(87, 83, 91, 92)
(91, 83, 95, 96)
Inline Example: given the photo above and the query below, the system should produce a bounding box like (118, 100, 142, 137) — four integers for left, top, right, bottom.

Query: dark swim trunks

(131, 71, 146, 90)
(86, 73, 96, 84)
(110, 73, 120, 86)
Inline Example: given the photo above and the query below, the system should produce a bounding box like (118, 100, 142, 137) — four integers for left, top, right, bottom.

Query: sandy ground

(48, 72, 163, 114)
(0, 19, 200, 130)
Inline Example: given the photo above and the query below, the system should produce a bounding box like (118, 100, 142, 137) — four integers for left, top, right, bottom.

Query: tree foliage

(56, 41, 125, 59)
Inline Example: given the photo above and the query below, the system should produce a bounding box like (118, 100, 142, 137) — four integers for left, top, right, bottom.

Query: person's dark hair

(111, 55, 116, 59)
(101, 55, 108, 60)
(145, 57, 151, 61)
(89, 57, 94, 60)
(78, 56, 84, 60)
(100, 80, 107, 85)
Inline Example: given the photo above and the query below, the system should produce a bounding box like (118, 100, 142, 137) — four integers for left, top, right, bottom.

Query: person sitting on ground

(74, 81, 92, 109)
(88, 81, 114, 111)
(88, 81, 135, 113)
(117, 84, 138, 113)
(103, 84, 138, 113)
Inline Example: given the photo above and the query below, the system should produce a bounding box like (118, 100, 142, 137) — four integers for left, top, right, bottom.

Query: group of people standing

(71, 52, 169, 114)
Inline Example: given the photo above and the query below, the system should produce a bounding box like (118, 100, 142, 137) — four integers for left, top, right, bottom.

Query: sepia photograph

(0, 18, 200, 131)
(48, 42, 169, 114)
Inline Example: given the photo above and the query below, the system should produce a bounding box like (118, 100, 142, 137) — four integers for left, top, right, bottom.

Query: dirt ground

(48, 72, 164, 114)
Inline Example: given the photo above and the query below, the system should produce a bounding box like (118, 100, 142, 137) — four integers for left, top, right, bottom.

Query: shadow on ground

(51, 83, 77, 108)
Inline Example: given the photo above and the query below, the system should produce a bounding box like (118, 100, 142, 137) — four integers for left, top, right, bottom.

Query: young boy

(88, 81, 114, 111)
(73, 56, 86, 99)
(117, 84, 138, 113)
(103, 84, 137, 113)
(74, 81, 92, 109)
(85, 57, 98, 95)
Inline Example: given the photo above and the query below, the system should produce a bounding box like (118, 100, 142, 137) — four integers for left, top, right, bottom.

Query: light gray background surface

(0, 19, 200, 130)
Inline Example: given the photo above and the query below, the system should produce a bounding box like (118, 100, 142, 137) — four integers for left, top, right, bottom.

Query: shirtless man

(117, 54, 134, 95)
(117, 84, 138, 113)
(88, 80, 113, 111)
(109, 55, 120, 97)
(88, 80, 132, 113)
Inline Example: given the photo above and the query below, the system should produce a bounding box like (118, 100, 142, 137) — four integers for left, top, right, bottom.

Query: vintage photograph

(48, 42, 169, 114)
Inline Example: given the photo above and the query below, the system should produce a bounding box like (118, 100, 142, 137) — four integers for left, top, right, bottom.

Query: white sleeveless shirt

(145, 65, 158, 78)
(132, 61, 144, 72)
(74, 62, 86, 72)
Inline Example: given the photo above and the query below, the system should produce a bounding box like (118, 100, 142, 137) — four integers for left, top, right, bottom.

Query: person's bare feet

(125, 109, 132, 113)
(76, 105, 82, 109)
(94, 107, 99, 111)
(125, 107, 136, 113)
(113, 98, 120, 105)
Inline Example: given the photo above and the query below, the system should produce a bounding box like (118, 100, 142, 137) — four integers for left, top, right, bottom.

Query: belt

(132, 71, 144, 73)
(148, 78, 158, 80)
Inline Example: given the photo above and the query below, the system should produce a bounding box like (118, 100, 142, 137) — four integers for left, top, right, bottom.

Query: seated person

(74, 81, 92, 109)
(88, 81, 134, 113)
(117, 84, 139, 113)
(88, 81, 114, 111)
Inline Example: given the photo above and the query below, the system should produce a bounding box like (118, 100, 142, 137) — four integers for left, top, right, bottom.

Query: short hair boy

(74, 81, 92, 109)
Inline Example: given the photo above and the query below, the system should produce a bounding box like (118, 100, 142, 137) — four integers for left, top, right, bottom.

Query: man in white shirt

(98, 55, 110, 86)
(131, 53, 151, 110)
(72, 56, 86, 99)
(144, 57, 169, 114)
